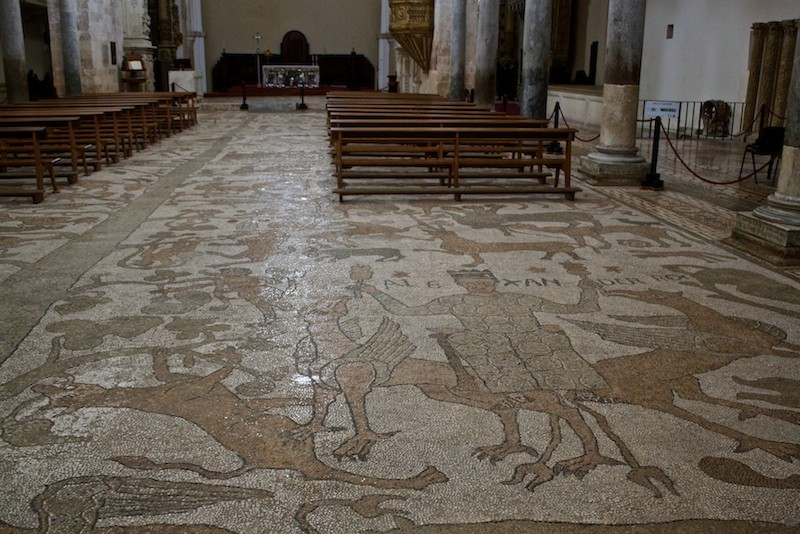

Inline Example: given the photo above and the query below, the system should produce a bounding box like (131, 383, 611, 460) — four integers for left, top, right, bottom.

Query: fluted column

(733, 33, 800, 264)
(743, 23, 767, 133)
(0, 0, 28, 103)
(474, 0, 500, 107)
(59, 0, 83, 95)
(520, 0, 551, 120)
(448, 0, 467, 100)
(757, 22, 783, 126)
(579, 0, 649, 184)
(773, 21, 798, 126)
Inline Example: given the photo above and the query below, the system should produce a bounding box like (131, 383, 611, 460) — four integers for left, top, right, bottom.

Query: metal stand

(296, 74, 307, 110)
(239, 81, 249, 111)
(641, 116, 665, 190)
(547, 102, 564, 154)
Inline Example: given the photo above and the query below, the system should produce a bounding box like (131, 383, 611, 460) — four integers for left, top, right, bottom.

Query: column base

(578, 147, 650, 186)
(727, 210, 800, 265)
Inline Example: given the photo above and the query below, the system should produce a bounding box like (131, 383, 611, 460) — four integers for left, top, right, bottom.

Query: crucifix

(253, 32, 262, 86)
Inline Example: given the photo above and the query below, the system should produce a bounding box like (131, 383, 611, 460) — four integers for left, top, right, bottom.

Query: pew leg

(48, 166, 60, 193)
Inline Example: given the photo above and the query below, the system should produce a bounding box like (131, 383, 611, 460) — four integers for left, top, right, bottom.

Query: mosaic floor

(1, 98, 798, 533)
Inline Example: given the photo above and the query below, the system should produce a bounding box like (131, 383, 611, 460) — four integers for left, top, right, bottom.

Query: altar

(262, 65, 320, 88)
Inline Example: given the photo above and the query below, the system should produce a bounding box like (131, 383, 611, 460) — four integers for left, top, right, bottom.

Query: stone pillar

(743, 23, 767, 134)
(757, 22, 783, 126)
(177, 0, 206, 97)
(579, 0, 649, 184)
(154, 0, 179, 90)
(59, 0, 83, 95)
(773, 21, 798, 126)
(123, 0, 156, 91)
(732, 34, 800, 264)
(474, 0, 500, 107)
(520, 0, 551, 120)
(448, 0, 467, 100)
(0, 0, 28, 103)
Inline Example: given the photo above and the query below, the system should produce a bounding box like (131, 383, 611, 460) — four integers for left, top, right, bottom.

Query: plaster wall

(200, 0, 381, 92)
(640, 0, 800, 102)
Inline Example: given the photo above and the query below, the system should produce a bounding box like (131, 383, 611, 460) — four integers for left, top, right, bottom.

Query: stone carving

(700, 99, 732, 137)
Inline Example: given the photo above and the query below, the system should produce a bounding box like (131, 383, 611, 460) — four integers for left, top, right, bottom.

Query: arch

(281, 30, 311, 65)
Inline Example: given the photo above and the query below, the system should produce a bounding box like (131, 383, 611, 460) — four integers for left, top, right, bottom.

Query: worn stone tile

(0, 100, 798, 533)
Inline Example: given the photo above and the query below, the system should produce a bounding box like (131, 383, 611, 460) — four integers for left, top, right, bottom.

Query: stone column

(474, 0, 500, 107)
(757, 22, 783, 126)
(732, 34, 800, 264)
(0, 0, 28, 103)
(743, 23, 767, 134)
(59, 0, 83, 95)
(579, 0, 649, 184)
(520, 0, 551, 120)
(178, 0, 206, 97)
(773, 20, 798, 126)
(448, 0, 467, 100)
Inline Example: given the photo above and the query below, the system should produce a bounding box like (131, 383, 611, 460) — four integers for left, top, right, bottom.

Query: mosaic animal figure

(567, 288, 800, 462)
(293, 265, 676, 496)
(32, 347, 447, 492)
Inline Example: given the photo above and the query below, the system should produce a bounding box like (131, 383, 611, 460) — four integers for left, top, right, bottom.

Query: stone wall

(394, 0, 479, 97)
(47, 0, 125, 95)
(200, 0, 381, 93)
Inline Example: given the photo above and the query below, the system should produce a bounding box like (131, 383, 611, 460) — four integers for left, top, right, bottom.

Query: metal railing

(637, 100, 746, 140)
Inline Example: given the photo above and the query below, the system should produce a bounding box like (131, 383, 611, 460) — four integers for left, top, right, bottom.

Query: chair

(739, 126, 785, 184)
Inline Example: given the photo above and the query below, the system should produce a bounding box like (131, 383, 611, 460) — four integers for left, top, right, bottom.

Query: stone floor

(0, 97, 798, 533)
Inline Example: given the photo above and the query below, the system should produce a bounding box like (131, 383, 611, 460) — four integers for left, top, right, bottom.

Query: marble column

(448, 0, 467, 101)
(743, 23, 767, 134)
(0, 0, 28, 103)
(773, 21, 798, 126)
(578, 0, 649, 184)
(474, 0, 500, 107)
(59, 0, 83, 95)
(520, 0, 551, 120)
(732, 34, 800, 264)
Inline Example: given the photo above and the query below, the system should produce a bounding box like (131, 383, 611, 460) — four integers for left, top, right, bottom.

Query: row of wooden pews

(326, 91, 581, 201)
(0, 91, 197, 203)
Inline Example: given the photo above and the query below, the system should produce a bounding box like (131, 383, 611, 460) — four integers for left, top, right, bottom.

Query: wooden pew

(0, 126, 59, 203)
(0, 115, 88, 184)
(330, 126, 579, 201)
(0, 92, 196, 204)
(1, 105, 131, 166)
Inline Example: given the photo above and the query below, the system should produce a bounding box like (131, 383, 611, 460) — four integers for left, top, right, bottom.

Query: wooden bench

(1, 105, 131, 167)
(0, 126, 60, 203)
(330, 126, 579, 201)
(0, 92, 196, 204)
(0, 115, 90, 185)
(328, 117, 549, 144)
